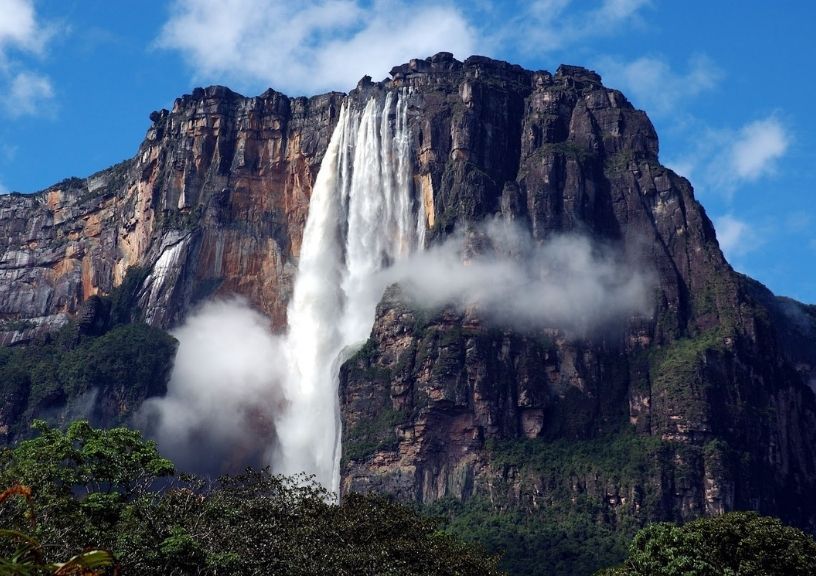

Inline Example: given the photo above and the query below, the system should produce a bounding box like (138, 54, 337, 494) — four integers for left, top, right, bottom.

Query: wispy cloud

(714, 214, 761, 261)
(727, 117, 789, 182)
(158, 0, 476, 94)
(4, 71, 54, 117)
(0, 0, 48, 59)
(0, 0, 56, 118)
(380, 218, 655, 336)
(504, 0, 651, 55)
(158, 0, 657, 95)
(596, 54, 721, 115)
(670, 115, 790, 196)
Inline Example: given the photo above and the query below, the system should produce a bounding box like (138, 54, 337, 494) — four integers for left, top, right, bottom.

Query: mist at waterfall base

(139, 92, 653, 488)
(138, 299, 287, 474)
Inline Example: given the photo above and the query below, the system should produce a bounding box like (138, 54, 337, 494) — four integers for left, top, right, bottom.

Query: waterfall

(275, 89, 424, 492)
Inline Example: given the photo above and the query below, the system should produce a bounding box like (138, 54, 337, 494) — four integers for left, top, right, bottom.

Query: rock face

(1, 53, 815, 544)
(0, 86, 343, 345)
(335, 54, 816, 533)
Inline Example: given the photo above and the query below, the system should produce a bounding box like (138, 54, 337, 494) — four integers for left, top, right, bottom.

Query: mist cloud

(157, 0, 475, 95)
(142, 222, 654, 474)
(138, 298, 287, 473)
(381, 219, 654, 336)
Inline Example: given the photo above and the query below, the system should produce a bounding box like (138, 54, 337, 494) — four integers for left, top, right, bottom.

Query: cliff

(1, 52, 814, 574)
(0, 86, 343, 344)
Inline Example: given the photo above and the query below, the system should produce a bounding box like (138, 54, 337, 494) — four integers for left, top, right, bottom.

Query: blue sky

(0, 0, 814, 302)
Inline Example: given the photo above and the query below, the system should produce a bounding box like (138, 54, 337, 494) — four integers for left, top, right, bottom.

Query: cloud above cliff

(502, 0, 651, 55)
(0, 0, 56, 119)
(0, 0, 47, 58)
(4, 71, 54, 118)
(728, 117, 789, 182)
(596, 54, 721, 116)
(157, 0, 657, 95)
(381, 219, 655, 336)
(714, 213, 762, 261)
(669, 115, 790, 195)
(158, 0, 476, 94)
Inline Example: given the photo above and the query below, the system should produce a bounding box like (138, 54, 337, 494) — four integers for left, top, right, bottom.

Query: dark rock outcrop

(335, 55, 816, 535)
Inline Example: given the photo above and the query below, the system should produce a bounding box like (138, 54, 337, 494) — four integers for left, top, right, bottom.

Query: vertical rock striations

(0, 86, 343, 344)
(336, 54, 816, 537)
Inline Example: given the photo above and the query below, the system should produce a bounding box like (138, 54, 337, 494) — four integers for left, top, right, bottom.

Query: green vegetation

(653, 329, 722, 390)
(341, 339, 410, 465)
(0, 319, 36, 333)
(427, 433, 678, 576)
(521, 142, 596, 173)
(156, 204, 205, 231)
(599, 512, 816, 575)
(343, 406, 408, 464)
(649, 329, 723, 430)
(0, 268, 177, 444)
(604, 150, 635, 175)
(546, 141, 595, 161)
(53, 177, 85, 191)
(1, 421, 504, 575)
(430, 497, 629, 576)
(0, 323, 176, 442)
(487, 433, 665, 481)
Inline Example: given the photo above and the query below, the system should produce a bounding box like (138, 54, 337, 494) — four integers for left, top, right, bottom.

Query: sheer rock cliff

(1, 53, 814, 536)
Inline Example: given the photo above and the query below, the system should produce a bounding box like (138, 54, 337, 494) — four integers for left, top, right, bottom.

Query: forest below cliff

(2, 419, 816, 576)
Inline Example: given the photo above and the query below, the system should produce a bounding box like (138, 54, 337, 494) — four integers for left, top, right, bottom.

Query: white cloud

(0, 0, 56, 119)
(139, 298, 289, 473)
(728, 117, 789, 181)
(158, 0, 476, 94)
(596, 54, 721, 115)
(0, 180, 8, 194)
(380, 219, 655, 336)
(0, 0, 45, 59)
(4, 71, 54, 117)
(714, 214, 761, 260)
(504, 0, 651, 54)
(670, 115, 790, 196)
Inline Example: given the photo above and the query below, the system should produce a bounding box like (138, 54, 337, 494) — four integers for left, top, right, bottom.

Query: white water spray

(275, 90, 424, 491)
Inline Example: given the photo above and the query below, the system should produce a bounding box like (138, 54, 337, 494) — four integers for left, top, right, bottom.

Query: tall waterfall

(275, 90, 424, 492)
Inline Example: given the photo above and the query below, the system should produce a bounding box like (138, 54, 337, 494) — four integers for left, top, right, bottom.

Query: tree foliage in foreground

(0, 421, 503, 575)
(597, 511, 816, 576)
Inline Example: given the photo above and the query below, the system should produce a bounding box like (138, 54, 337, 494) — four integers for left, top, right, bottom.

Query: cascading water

(275, 89, 424, 492)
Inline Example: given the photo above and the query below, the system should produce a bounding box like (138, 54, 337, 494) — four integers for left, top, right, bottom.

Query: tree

(0, 420, 173, 560)
(598, 511, 816, 576)
(2, 421, 503, 575)
(0, 485, 117, 575)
